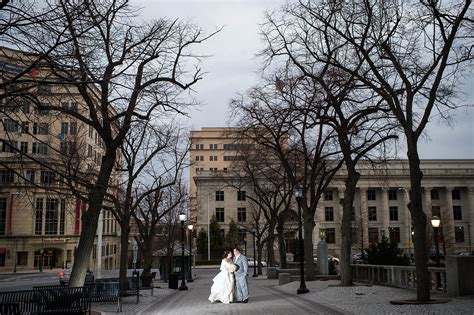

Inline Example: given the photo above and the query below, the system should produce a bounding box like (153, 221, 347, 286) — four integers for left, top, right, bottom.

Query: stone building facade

(189, 127, 474, 259)
(0, 47, 121, 272)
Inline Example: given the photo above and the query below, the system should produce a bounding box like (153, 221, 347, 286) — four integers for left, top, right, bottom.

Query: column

(444, 187, 455, 255)
(360, 188, 369, 248)
(381, 188, 389, 237)
(423, 187, 433, 251)
(467, 187, 474, 253)
(401, 188, 411, 249)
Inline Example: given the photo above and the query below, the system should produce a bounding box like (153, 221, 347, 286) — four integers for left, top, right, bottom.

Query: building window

(455, 226, 465, 243)
(0, 253, 5, 266)
(70, 122, 77, 135)
(33, 122, 48, 135)
(21, 122, 29, 133)
(351, 207, 356, 221)
(61, 122, 69, 135)
(209, 168, 218, 172)
(2, 140, 17, 153)
(453, 206, 462, 220)
(32, 142, 48, 155)
(432, 205, 441, 217)
(389, 206, 398, 221)
(35, 198, 43, 235)
(60, 199, 65, 235)
(17, 252, 28, 266)
(215, 191, 224, 201)
(237, 191, 246, 201)
(223, 155, 244, 161)
(388, 189, 397, 200)
(20, 142, 28, 153)
(389, 227, 400, 243)
(26, 170, 35, 183)
(3, 118, 19, 132)
(325, 228, 336, 244)
(45, 198, 59, 235)
(41, 171, 55, 185)
(368, 206, 377, 221)
(325, 207, 334, 222)
(195, 156, 203, 161)
(0, 170, 15, 183)
(324, 190, 333, 201)
(195, 144, 204, 150)
(431, 189, 439, 200)
(210, 144, 218, 150)
(452, 189, 461, 200)
(210, 155, 218, 161)
(216, 208, 224, 222)
(237, 207, 246, 222)
(0, 198, 7, 235)
(367, 190, 376, 201)
(368, 227, 379, 244)
(351, 228, 358, 244)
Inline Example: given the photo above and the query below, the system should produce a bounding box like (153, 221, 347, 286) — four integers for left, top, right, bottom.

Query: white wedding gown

(208, 259, 235, 304)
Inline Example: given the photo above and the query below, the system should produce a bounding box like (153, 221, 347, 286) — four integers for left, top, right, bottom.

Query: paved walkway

(93, 268, 474, 315)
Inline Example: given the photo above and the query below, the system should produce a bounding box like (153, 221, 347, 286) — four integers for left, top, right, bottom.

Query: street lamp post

(431, 216, 441, 289)
(251, 227, 257, 278)
(179, 213, 188, 291)
(187, 224, 194, 282)
(294, 184, 309, 294)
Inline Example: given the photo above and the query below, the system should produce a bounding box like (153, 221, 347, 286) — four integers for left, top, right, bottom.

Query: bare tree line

(1, 0, 218, 287)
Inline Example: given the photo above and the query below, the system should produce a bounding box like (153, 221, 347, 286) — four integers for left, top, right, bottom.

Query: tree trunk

(276, 224, 287, 269)
(257, 242, 264, 275)
(69, 152, 117, 287)
(407, 135, 430, 301)
(266, 222, 276, 267)
(303, 210, 315, 281)
(340, 167, 360, 286)
(141, 238, 153, 278)
(119, 221, 130, 292)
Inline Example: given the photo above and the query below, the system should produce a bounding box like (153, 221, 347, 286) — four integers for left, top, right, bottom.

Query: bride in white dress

(208, 250, 235, 304)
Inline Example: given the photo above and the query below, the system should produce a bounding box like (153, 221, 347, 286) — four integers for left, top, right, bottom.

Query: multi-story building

(190, 127, 474, 259)
(0, 47, 121, 272)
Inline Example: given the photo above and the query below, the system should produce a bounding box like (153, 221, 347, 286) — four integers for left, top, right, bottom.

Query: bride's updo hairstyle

(222, 249, 232, 259)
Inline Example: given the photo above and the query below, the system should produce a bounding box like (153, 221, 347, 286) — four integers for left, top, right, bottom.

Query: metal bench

(34, 282, 121, 313)
(0, 287, 89, 315)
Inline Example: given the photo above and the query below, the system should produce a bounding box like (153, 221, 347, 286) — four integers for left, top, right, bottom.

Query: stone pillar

(360, 188, 369, 248)
(381, 188, 389, 237)
(467, 187, 474, 254)
(424, 187, 433, 252)
(401, 188, 411, 249)
(443, 187, 456, 255)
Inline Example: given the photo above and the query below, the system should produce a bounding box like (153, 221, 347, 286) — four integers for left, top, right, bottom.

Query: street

(142, 268, 345, 315)
(0, 272, 58, 292)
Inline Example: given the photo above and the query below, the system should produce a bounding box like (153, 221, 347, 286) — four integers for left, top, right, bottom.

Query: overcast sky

(135, 0, 474, 160)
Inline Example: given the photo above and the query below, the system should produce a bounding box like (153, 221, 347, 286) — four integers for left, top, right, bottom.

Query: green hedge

(195, 260, 221, 265)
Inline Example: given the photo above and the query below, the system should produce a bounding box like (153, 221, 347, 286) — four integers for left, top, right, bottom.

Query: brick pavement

(92, 268, 474, 315)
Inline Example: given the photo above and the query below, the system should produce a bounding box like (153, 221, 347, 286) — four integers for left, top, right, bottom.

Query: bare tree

(231, 77, 344, 281)
(1, 1, 218, 286)
(227, 140, 295, 269)
(107, 121, 186, 290)
(261, 0, 472, 300)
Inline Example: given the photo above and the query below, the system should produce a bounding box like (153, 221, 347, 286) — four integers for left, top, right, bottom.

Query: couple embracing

(208, 247, 249, 304)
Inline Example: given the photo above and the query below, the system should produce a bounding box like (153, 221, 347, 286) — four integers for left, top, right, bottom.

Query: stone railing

(351, 264, 447, 293)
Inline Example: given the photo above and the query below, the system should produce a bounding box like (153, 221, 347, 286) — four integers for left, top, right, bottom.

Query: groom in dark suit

(233, 247, 249, 303)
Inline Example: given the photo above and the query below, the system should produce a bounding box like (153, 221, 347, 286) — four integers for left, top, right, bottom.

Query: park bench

(34, 282, 122, 313)
(0, 287, 89, 315)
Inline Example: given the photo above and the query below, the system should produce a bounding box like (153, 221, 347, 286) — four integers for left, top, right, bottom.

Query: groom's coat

(233, 254, 249, 301)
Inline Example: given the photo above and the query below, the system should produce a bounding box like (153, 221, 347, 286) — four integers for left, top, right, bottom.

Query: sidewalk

(277, 280, 474, 314)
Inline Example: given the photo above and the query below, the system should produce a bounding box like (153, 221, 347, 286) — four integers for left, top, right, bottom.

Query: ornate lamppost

(251, 226, 257, 278)
(178, 213, 188, 290)
(187, 224, 194, 282)
(294, 184, 309, 294)
(431, 216, 441, 288)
